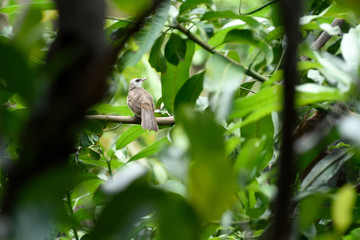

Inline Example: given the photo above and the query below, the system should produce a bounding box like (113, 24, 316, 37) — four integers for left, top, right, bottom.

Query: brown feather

(127, 79, 159, 132)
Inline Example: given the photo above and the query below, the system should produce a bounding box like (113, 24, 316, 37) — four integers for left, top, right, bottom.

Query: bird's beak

(140, 78, 147, 82)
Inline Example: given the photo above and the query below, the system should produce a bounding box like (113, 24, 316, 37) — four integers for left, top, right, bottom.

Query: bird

(127, 78, 159, 132)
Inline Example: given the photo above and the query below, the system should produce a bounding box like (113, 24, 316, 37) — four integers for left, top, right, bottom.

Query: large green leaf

(117, 0, 170, 71)
(174, 71, 204, 109)
(164, 33, 187, 65)
(332, 184, 357, 234)
(129, 137, 170, 161)
(161, 40, 195, 113)
(295, 83, 347, 105)
(301, 150, 353, 191)
(312, 50, 353, 92)
(341, 25, 360, 74)
(116, 125, 146, 149)
(177, 107, 234, 220)
(204, 54, 245, 121)
(201, 11, 262, 29)
(230, 83, 348, 128)
(149, 34, 167, 73)
(240, 114, 274, 172)
(222, 29, 273, 64)
(0, 42, 33, 101)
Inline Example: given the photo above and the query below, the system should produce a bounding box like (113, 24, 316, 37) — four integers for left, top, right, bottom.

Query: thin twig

(85, 115, 175, 125)
(241, 0, 278, 15)
(174, 24, 268, 83)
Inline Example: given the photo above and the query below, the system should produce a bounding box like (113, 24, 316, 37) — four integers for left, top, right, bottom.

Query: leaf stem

(66, 192, 79, 240)
(106, 160, 113, 179)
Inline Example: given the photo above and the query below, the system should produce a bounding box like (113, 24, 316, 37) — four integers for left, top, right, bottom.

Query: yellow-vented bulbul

(127, 78, 159, 132)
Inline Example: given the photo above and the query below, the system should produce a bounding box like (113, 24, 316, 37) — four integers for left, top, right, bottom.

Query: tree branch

(175, 24, 268, 83)
(311, 18, 345, 50)
(268, 0, 302, 239)
(85, 115, 175, 126)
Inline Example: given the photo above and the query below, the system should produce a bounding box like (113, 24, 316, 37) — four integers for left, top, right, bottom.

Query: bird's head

(129, 78, 146, 90)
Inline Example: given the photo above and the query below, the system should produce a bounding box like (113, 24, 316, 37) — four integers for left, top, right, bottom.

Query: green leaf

(90, 104, 133, 115)
(295, 83, 347, 106)
(117, 0, 170, 71)
(177, 107, 234, 220)
(0, 42, 33, 101)
(88, 182, 200, 240)
(265, 26, 284, 41)
(0, 2, 55, 14)
(110, 0, 151, 15)
(230, 85, 283, 128)
(222, 29, 273, 64)
(149, 34, 167, 73)
(161, 40, 195, 113)
(116, 125, 146, 149)
(240, 114, 274, 172)
(129, 137, 170, 161)
(332, 184, 357, 234)
(0, 83, 15, 104)
(312, 51, 353, 92)
(174, 71, 204, 109)
(12, 5, 43, 52)
(230, 83, 347, 128)
(74, 208, 94, 222)
(301, 150, 353, 191)
(341, 25, 360, 74)
(105, 20, 131, 40)
(179, 0, 212, 13)
(164, 33, 187, 65)
(201, 11, 262, 29)
(204, 54, 245, 121)
(235, 137, 268, 185)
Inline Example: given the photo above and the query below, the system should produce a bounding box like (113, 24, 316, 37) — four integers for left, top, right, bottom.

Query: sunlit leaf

(332, 184, 357, 233)
(177, 107, 235, 220)
(0, 2, 55, 14)
(129, 137, 170, 161)
(341, 25, 360, 74)
(222, 29, 273, 64)
(205, 54, 245, 121)
(161, 40, 195, 113)
(116, 125, 146, 149)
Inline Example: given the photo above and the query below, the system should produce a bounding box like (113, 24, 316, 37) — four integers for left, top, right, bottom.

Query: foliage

(1, 0, 360, 239)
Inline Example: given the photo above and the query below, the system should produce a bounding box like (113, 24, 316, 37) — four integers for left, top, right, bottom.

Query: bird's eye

(135, 79, 140, 82)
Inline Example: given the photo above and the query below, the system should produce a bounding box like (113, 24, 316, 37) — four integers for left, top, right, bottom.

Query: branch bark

(85, 115, 175, 126)
(311, 18, 345, 50)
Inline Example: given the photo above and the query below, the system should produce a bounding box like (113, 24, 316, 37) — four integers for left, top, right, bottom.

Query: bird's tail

(141, 109, 159, 132)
